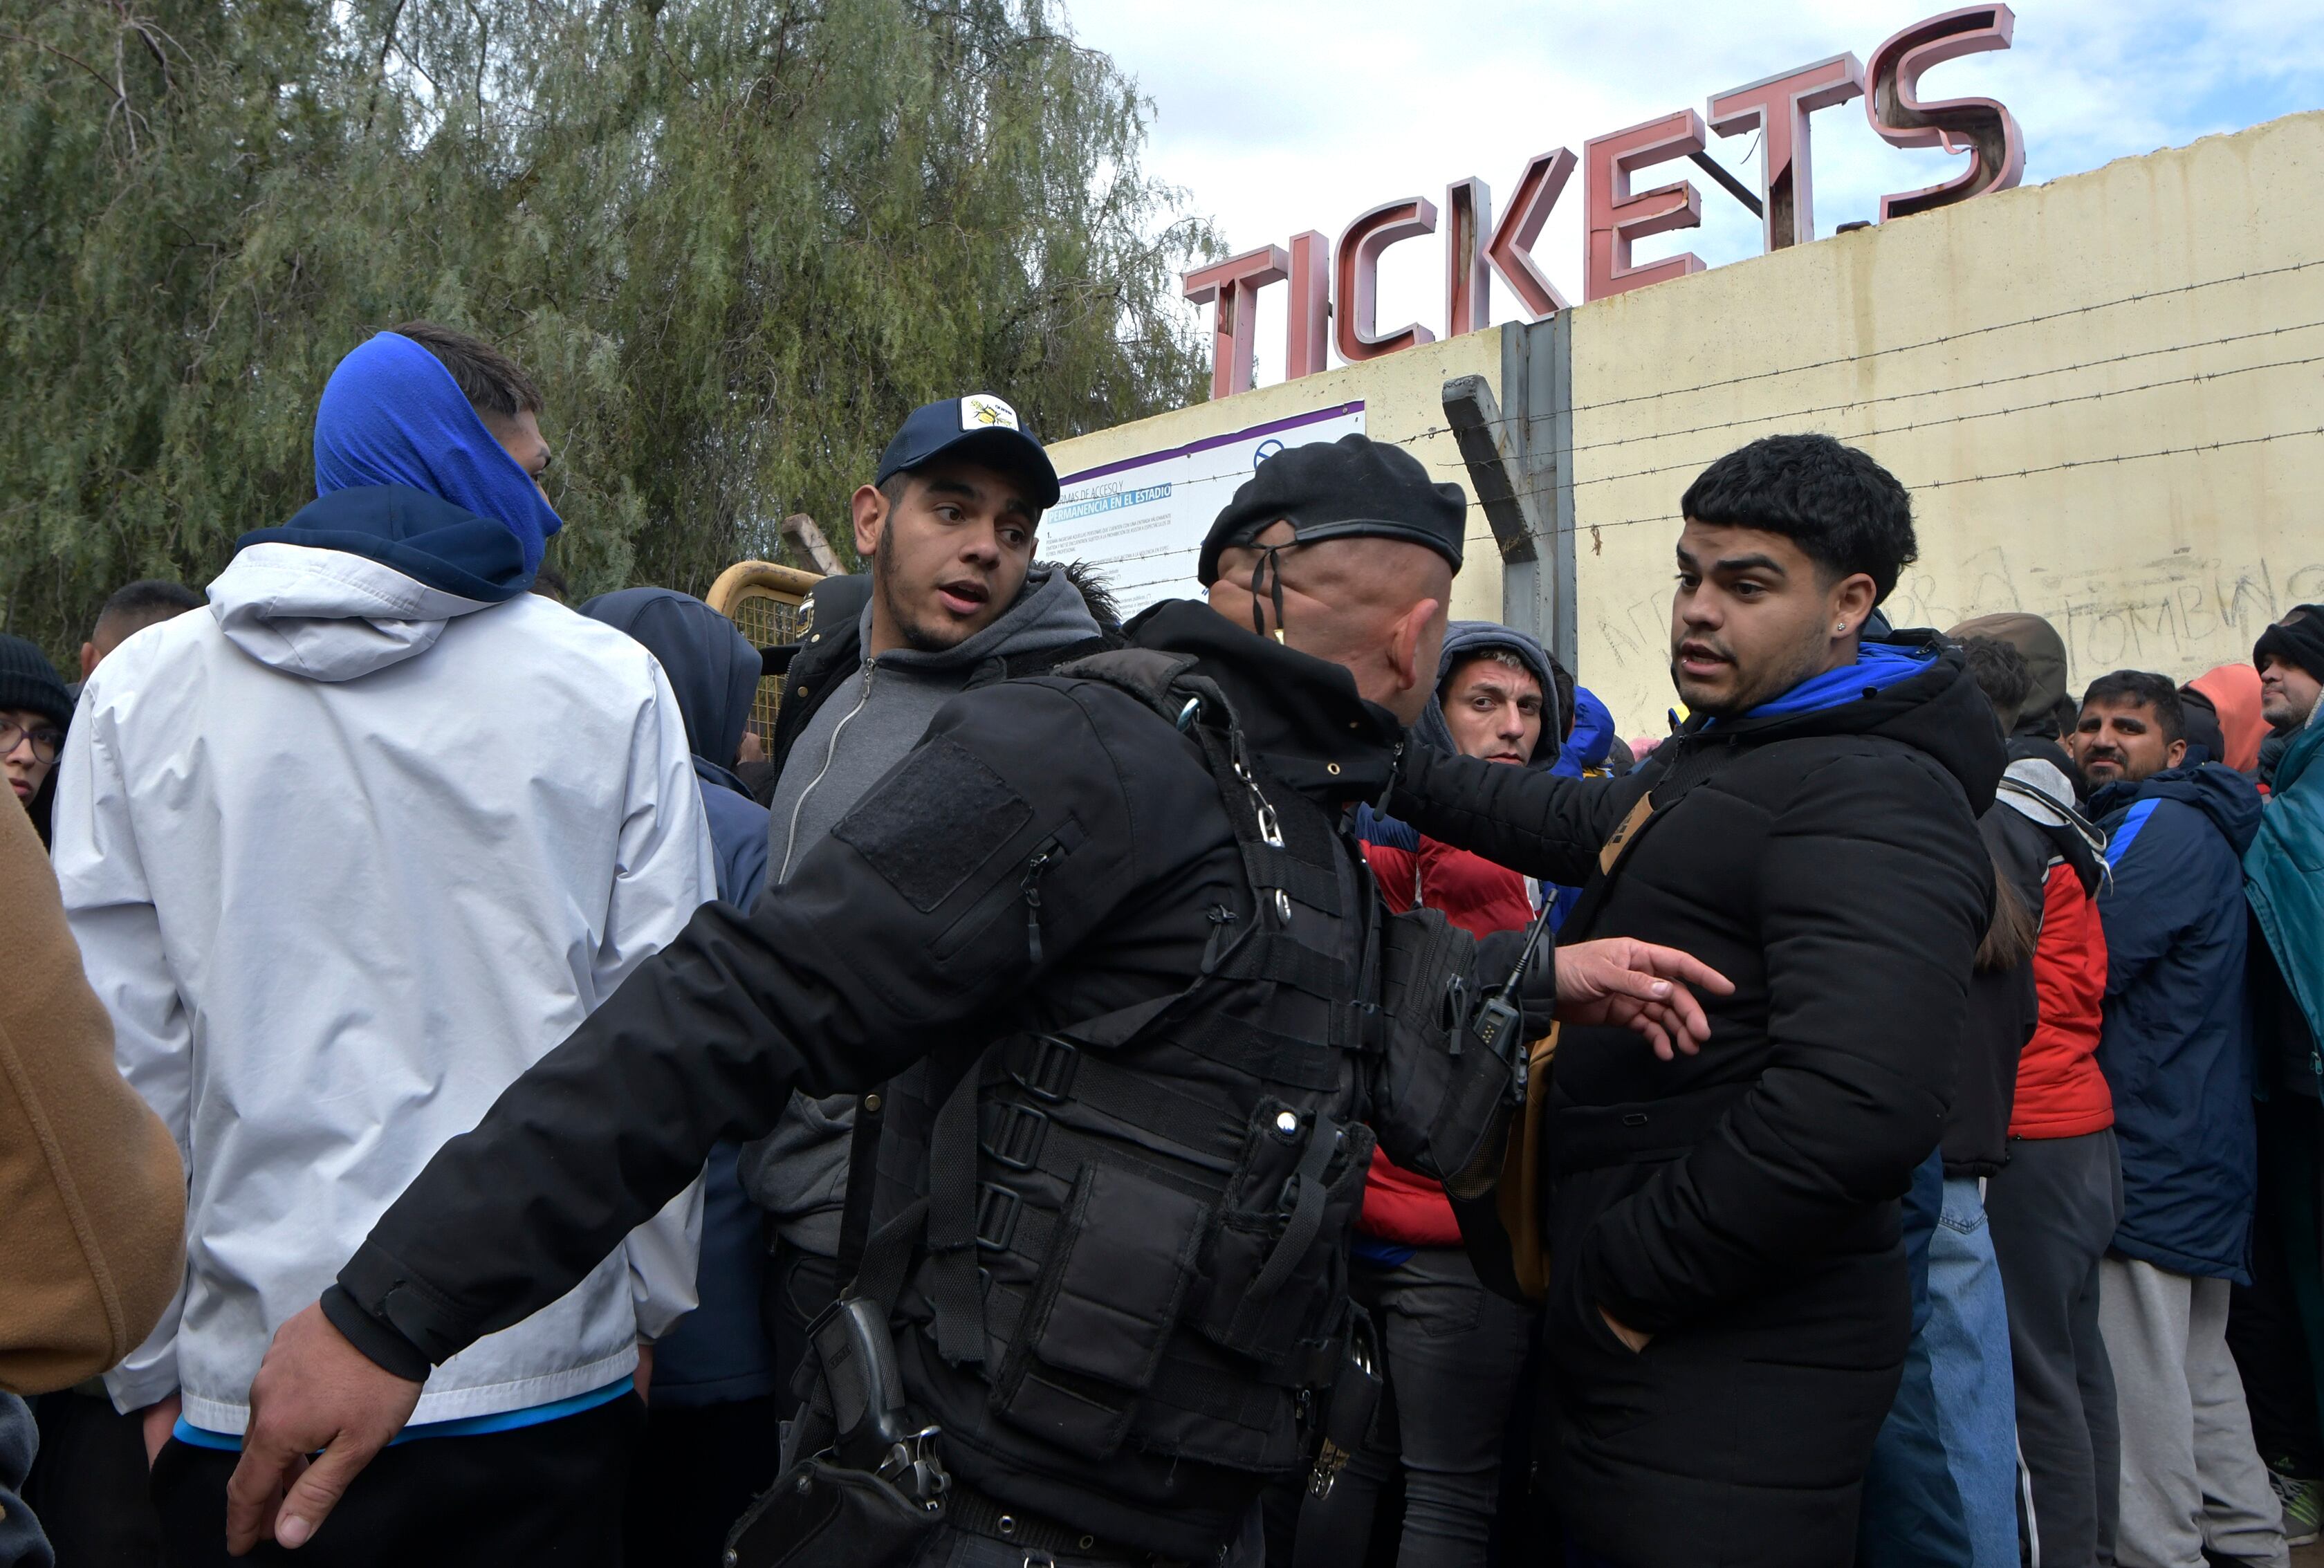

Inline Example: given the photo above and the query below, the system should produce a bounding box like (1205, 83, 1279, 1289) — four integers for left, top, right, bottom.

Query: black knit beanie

(2254, 605, 2324, 685)
(0, 635, 71, 731)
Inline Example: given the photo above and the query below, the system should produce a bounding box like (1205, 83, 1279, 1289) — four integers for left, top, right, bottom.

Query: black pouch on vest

(1369, 904, 1516, 1199)
(1192, 1099, 1376, 1365)
(990, 1163, 1212, 1457)
(723, 1455, 940, 1568)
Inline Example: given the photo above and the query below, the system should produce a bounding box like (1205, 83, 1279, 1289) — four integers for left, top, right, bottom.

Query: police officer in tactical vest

(223, 434, 1724, 1567)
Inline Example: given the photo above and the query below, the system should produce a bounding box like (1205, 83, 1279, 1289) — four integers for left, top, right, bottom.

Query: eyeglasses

(0, 720, 66, 764)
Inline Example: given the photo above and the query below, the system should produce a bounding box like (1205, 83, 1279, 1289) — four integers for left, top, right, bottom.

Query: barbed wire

(1057, 339, 2324, 560)
(1092, 424, 2324, 598)
(1568, 344, 2324, 492)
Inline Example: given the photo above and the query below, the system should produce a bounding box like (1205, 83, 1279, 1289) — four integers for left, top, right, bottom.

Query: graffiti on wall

(1588, 544, 2324, 723)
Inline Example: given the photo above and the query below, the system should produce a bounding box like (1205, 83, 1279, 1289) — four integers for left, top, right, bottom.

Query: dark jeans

(1986, 1129, 2123, 1568)
(23, 1386, 162, 1566)
(1293, 1246, 1534, 1568)
(148, 1395, 639, 1568)
(624, 1394, 785, 1567)
(1857, 1148, 1974, 1568)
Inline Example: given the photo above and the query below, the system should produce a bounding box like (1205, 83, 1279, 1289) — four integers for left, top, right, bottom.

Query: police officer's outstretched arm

(1390, 737, 1638, 887)
(225, 681, 1152, 1553)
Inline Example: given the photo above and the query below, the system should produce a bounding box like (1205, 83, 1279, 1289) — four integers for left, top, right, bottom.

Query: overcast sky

(1064, 0, 2324, 385)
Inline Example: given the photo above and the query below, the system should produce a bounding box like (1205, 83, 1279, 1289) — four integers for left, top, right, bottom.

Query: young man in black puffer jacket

(1392, 434, 2000, 1568)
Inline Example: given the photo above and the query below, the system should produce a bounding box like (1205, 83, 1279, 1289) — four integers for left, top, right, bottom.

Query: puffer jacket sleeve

(1, 776, 185, 1396)
(327, 679, 1155, 1375)
(1576, 750, 1986, 1336)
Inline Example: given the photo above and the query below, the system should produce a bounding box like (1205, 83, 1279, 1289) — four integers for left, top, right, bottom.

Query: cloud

(1067, 0, 2324, 381)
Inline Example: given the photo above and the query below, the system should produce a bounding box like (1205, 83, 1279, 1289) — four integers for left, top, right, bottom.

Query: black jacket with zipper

(1390, 636, 2000, 1568)
(754, 572, 869, 805)
(320, 600, 1513, 1558)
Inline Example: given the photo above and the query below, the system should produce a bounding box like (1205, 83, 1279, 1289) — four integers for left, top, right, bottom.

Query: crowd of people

(1, 319, 2322, 1568)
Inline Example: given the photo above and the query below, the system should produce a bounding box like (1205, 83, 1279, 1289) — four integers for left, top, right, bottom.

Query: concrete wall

(1567, 109, 2324, 737)
(1044, 327, 1509, 622)
(1051, 109, 2324, 739)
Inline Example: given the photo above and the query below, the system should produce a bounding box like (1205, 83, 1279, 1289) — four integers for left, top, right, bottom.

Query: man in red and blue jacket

(1303, 620, 1559, 1568)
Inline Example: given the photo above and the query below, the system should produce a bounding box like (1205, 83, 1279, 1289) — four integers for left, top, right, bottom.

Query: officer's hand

(225, 1303, 421, 1554)
(1553, 939, 1733, 1061)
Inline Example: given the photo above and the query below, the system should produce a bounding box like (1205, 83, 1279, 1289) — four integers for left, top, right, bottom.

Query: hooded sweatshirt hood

(2186, 663, 2269, 774)
(768, 561, 1102, 885)
(1412, 620, 1560, 768)
(1559, 688, 1616, 777)
(309, 331, 562, 575)
(580, 589, 760, 777)
(1950, 611, 2074, 741)
(210, 486, 533, 682)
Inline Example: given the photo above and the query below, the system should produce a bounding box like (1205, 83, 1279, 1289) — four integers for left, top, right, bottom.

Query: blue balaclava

(313, 331, 564, 573)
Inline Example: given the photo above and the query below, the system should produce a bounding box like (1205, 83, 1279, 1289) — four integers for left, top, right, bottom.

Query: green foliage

(0, 0, 1213, 658)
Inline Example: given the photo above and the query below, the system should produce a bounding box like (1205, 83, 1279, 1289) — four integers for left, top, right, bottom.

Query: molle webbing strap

(925, 1071, 987, 1366)
(1248, 1118, 1342, 1302)
(847, 1196, 931, 1317)
(1218, 934, 1351, 1001)
(833, 1088, 887, 1287)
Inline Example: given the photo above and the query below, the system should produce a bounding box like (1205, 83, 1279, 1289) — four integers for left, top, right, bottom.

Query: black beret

(1197, 434, 1466, 586)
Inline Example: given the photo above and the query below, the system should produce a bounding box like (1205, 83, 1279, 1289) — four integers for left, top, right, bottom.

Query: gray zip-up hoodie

(744, 564, 1102, 1252)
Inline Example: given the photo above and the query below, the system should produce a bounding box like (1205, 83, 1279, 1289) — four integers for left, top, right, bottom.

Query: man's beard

(876, 560, 975, 655)
(1670, 622, 1831, 719)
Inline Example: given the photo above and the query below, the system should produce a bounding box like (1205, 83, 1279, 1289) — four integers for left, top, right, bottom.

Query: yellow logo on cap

(962, 394, 1020, 432)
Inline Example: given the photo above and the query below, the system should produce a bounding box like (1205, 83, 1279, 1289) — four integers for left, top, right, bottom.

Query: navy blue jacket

(2090, 764, 2264, 1282)
(579, 588, 775, 1405)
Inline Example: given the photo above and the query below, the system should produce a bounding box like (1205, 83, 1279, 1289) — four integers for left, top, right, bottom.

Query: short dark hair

(2080, 669, 2184, 745)
(529, 563, 571, 602)
(1960, 636, 2031, 727)
(387, 320, 542, 421)
(93, 578, 201, 637)
(1680, 433, 1919, 602)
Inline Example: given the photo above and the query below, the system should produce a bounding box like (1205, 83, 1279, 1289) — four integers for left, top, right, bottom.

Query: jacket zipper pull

(1022, 847, 1058, 966)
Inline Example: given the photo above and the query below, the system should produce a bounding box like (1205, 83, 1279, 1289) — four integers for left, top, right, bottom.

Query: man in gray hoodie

(741, 394, 1107, 1397)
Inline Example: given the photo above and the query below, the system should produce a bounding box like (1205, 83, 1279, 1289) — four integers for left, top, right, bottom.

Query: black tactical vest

(825, 649, 1399, 1482)
(824, 649, 1516, 1493)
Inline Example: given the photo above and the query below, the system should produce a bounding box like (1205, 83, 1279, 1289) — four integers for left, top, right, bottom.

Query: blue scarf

(1736, 640, 1935, 721)
(313, 332, 562, 573)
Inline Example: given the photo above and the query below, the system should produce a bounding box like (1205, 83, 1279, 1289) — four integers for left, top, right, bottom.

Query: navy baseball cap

(874, 394, 1061, 512)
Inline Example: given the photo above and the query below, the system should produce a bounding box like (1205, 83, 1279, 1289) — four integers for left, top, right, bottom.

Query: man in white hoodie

(50, 323, 712, 1567)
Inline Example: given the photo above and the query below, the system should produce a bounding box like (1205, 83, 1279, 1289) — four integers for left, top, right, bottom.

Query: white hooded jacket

(54, 541, 712, 1432)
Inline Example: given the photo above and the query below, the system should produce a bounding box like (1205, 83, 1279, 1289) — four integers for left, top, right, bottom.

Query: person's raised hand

(1552, 938, 1733, 1060)
(225, 1302, 421, 1554)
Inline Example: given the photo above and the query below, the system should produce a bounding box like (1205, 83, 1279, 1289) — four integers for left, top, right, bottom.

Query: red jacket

(1358, 835, 1535, 1246)
(2009, 863, 2114, 1138)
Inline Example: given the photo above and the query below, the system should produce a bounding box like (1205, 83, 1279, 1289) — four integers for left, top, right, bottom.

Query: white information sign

(1046, 402, 1367, 615)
